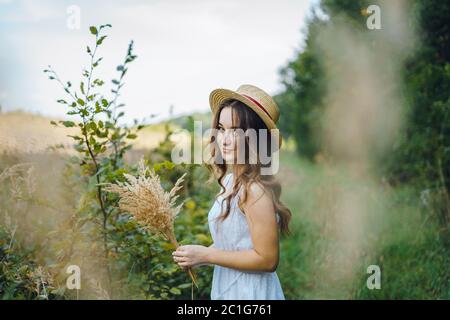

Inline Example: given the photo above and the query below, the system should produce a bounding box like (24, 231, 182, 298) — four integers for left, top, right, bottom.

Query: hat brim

(209, 88, 282, 148)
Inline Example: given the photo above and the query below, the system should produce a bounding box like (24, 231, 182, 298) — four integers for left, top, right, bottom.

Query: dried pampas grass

(102, 158, 197, 287)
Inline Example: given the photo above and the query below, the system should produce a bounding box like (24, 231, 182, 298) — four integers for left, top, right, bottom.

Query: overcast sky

(0, 0, 315, 125)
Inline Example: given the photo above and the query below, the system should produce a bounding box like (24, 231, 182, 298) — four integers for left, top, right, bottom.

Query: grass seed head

(103, 158, 187, 241)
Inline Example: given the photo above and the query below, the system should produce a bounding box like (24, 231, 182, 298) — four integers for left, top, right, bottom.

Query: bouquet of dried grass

(102, 158, 198, 287)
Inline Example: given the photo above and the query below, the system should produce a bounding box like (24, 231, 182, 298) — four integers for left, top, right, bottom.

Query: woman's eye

(217, 127, 239, 137)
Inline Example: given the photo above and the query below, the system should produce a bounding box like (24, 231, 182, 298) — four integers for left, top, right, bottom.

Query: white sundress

(207, 173, 285, 300)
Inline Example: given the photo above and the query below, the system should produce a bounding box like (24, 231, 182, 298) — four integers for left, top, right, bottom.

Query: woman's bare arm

(206, 183, 280, 272)
(173, 183, 280, 272)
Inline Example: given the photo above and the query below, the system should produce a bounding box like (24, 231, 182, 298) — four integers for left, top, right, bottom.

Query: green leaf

(50, 120, 58, 126)
(126, 134, 137, 139)
(93, 79, 104, 86)
(89, 26, 98, 35)
(77, 98, 85, 106)
(67, 135, 82, 141)
(80, 82, 85, 95)
(93, 57, 103, 68)
(95, 102, 102, 113)
(61, 121, 75, 128)
(178, 283, 193, 289)
(111, 132, 119, 140)
(96, 129, 107, 138)
(94, 144, 101, 153)
(163, 160, 175, 170)
(88, 122, 97, 131)
(101, 99, 108, 107)
(169, 288, 181, 295)
(51, 287, 66, 297)
(195, 233, 209, 243)
(105, 121, 114, 129)
(97, 35, 107, 45)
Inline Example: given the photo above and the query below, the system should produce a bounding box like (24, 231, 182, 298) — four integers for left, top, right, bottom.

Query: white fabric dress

(207, 173, 285, 300)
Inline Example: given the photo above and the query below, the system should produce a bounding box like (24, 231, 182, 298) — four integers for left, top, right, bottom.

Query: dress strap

(225, 173, 233, 186)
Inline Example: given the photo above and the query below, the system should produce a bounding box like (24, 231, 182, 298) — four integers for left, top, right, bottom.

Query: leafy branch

(44, 24, 142, 297)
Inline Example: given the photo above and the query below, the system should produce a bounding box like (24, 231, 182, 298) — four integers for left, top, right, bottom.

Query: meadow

(0, 109, 447, 299)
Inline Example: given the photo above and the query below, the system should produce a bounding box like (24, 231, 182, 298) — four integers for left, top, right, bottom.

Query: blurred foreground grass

(277, 149, 449, 299)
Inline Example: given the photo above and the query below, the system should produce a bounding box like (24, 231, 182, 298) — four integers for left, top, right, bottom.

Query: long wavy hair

(205, 99, 292, 237)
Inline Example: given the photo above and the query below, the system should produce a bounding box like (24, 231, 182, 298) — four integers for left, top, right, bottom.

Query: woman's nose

(222, 130, 234, 145)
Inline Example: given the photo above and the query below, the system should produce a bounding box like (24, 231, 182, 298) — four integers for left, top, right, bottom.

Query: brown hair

(205, 99, 292, 236)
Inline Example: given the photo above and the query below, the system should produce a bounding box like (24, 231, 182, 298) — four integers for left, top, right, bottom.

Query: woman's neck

(229, 164, 246, 177)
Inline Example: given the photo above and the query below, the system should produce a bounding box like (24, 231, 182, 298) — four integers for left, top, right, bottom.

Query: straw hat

(209, 84, 283, 148)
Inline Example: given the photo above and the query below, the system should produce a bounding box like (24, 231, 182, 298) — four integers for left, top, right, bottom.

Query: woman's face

(217, 106, 240, 164)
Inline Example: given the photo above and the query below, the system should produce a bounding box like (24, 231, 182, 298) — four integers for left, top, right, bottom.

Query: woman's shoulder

(239, 181, 279, 223)
(230, 175, 280, 222)
(234, 178, 270, 207)
(246, 180, 270, 203)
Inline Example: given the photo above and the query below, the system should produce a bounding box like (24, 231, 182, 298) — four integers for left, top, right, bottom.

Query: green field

(277, 150, 449, 299)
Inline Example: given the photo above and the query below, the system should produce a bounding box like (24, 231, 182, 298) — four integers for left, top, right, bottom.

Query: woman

(172, 84, 292, 299)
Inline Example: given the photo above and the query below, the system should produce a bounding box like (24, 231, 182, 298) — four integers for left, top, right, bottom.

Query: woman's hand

(172, 245, 211, 269)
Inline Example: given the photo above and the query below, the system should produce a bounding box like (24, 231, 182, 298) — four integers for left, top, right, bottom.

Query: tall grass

(277, 149, 449, 299)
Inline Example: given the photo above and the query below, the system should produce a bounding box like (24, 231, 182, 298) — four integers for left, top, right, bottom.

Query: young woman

(172, 84, 292, 300)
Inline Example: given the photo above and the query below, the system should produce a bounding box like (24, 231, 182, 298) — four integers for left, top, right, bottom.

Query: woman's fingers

(174, 259, 190, 268)
(172, 248, 193, 268)
(173, 256, 188, 262)
(172, 250, 188, 257)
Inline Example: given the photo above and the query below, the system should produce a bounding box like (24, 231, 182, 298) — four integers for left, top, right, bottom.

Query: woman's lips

(222, 148, 233, 153)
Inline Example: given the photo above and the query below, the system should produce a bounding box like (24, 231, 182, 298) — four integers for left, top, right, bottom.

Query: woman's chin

(222, 154, 235, 164)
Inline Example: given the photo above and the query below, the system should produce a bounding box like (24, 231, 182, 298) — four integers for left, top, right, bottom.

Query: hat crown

(235, 84, 280, 123)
